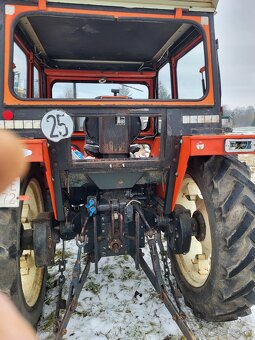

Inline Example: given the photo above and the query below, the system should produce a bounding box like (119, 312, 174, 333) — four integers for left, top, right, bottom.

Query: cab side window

(33, 66, 40, 98)
(158, 63, 172, 99)
(13, 42, 27, 98)
(177, 42, 206, 99)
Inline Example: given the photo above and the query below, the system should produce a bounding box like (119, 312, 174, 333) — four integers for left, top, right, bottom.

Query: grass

(101, 264, 112, 273)
(46, 275, 57, 290)
(120, 267, 136, 280)
(85, 281, 101, 294)
(55, 249, 73, 259)
(107, 272, 114, 280)
(73, 309, 91, 318)
(244, 329, 253, 338)
(41, 312, 56, 332)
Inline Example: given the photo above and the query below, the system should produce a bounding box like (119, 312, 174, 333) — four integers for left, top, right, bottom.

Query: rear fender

(23, 139, 57, 219)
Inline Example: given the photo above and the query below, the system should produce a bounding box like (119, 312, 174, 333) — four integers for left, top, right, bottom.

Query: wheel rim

(20, 178, 44, 307)
(175, 175, 212, 288)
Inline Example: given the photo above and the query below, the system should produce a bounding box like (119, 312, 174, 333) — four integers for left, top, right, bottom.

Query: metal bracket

(139, 248, 197, 340)
(32, 212, 58, 267)
(38, 0, 47, 10)
(163, 136, 181, 215)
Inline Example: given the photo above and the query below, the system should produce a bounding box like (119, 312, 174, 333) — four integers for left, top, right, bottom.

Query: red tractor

(0, 1, 254, 338)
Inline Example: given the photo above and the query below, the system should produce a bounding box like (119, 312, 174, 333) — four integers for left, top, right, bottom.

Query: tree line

(223, 105, 255, 127)
(62, 82, 254, 128)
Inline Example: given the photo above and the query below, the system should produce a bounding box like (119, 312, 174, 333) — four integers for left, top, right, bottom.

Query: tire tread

(173, 155, 255, 322)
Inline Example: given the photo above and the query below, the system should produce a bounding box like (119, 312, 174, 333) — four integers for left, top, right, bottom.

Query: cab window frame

(157, 62, 172, 100)
(9, 12, 211, 104)
(51, 80, 150, 100)
(33, 64, 41, 98)
(13, 36, 42, 99)
(13, 39, 29, 98)
(172, 35, 208, 101)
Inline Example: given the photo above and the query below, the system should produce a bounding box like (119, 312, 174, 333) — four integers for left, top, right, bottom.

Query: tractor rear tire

(0, 167, 47, 325)
(171, 155, 255, 321)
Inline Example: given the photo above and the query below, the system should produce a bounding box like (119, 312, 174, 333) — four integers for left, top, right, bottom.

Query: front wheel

(0, 169, 47, 325)
(170, 156, 255, 321)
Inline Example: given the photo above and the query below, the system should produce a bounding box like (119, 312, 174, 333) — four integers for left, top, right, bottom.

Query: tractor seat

(84, 116, 141, 158)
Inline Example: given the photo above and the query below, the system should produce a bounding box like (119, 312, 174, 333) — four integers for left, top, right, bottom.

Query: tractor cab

(2, 2, 255, 339)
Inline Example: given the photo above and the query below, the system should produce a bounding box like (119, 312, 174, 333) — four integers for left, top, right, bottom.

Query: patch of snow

(38, 239, 255, 340)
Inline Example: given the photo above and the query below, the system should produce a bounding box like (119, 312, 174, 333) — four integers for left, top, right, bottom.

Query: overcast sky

(215, 0, 255, 108)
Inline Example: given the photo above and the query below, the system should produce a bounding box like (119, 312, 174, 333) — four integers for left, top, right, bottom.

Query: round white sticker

(196, 142, 205, 150)
(41, 110, 74, 142)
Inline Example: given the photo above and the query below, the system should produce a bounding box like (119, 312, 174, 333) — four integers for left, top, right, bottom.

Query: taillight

(2, 110, 14, 120)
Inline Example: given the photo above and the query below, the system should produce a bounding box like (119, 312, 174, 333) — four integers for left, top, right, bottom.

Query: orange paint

(72, 132, 86, 153)
(4, 3, 227, 218)
(23, 139, 44, 162)
(149, 137, 161, 157)
(18, 195, 30, 202)
(38, 0, 47, 10)
(171, 134, 255, 211)
(23, 139, 57, 219)
(189, 134, 255, 156)
(42, 140, 57, 219)
(175, 8, 183, 19)
(4, 4, 215, 107)
(171, 137, 190, 211)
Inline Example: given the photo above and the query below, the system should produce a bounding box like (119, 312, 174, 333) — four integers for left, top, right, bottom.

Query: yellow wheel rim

(20, 178, 44, 307)
(175, 175, 212, 288)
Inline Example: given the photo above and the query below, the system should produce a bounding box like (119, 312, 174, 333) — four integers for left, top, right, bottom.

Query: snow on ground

(38, 241, 255, 340)
(38, 157, 255, 340)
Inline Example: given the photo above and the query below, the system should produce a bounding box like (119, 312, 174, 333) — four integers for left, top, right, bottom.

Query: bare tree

(64, 87, 74, 98)
(223, 105, 255, 127)
(158, 81, 171, 100)
(118, 85, 131, 97)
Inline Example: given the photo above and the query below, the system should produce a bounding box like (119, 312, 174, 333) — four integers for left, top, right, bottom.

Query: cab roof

(46, 0, 218, 12)
(15, 0, 210, 72)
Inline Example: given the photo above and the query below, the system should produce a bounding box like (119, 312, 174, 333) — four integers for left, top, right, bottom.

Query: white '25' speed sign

(41, 110, 74, 142)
